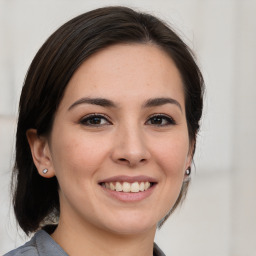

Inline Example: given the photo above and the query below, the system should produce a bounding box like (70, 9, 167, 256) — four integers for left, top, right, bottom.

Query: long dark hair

(12, 6, 204, 235)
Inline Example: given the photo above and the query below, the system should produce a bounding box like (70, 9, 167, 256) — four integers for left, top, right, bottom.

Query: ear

(184, 140, 195, 178)
(26, 129, 55, 178)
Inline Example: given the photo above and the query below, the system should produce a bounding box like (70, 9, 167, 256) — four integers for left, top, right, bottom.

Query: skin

(27, 43, 193, 256)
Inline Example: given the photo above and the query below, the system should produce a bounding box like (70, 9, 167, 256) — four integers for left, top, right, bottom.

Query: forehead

(60, 43, 185, 108)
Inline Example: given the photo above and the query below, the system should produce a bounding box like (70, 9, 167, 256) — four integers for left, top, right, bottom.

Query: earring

(185, 167, 191, 176)
(42, 168, 48, 174)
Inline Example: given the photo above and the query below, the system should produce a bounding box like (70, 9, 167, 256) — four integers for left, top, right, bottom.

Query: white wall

(0, 0, 256, 255)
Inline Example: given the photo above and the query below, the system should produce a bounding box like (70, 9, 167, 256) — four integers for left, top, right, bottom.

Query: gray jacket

(4, 230, 166, 256)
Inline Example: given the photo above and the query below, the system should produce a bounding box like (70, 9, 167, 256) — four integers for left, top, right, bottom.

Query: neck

(51, 213, 156, 256)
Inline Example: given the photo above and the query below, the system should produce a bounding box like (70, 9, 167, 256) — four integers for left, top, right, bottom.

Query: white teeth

(110, 182, 115, 190)
(115, 182, 122, 192)
(139, 182, 145, 191)
(102, 181, 153, 193)
(123, 182, 131, 192)
(145, 181, 150, 190)
(131, 182, 140, 192)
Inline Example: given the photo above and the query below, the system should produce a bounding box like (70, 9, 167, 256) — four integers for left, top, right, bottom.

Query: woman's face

(45, 43, 192, 235)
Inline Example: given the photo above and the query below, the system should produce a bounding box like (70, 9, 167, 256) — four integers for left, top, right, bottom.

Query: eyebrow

(68, 97, 117, 110)
(68, 97, 182, 112)
(143, 97, 182, 112)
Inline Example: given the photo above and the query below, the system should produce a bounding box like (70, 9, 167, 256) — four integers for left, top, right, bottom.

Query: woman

(5, 6, 204, 256)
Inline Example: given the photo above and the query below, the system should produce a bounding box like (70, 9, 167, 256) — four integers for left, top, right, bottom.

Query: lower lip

(100, 184, 156, 202)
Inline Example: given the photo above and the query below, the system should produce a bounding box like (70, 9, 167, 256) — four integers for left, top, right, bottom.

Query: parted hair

(12, 6, 204, 235)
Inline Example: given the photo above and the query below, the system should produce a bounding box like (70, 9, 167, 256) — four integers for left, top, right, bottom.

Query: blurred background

(0, 0, 255, 255)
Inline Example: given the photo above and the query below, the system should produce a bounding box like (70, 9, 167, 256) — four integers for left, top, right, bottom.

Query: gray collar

(15, 230, 166, 256)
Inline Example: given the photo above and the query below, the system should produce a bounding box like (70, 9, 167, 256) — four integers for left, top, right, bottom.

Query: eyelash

(80, 114, 112, 126)
(145, 114, 176, 126)
(79, 114, 176, 127)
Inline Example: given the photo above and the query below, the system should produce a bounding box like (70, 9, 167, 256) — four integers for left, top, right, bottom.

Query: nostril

(118, 158, 147, 166)
(116, 156, 148, 166)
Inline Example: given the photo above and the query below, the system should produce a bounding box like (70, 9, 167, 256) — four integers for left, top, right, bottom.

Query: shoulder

(153, 242, 166, 256)
(4, 230, 68, 256)
(3, 239, 38, 256)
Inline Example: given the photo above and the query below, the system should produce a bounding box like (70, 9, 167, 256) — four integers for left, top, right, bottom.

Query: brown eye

(146, 115, 176, 126)
(151, 116, 164, 125)
(80, 114, 111, 126)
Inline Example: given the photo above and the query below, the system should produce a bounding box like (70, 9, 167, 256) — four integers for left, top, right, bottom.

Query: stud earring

(42, 168, 48, 174)
(185, 167, 191, 176)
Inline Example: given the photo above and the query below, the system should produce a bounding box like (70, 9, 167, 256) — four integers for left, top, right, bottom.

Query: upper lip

(98, 175, 157, 184)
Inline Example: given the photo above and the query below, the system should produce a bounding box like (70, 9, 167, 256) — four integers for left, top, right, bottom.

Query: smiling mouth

(99, 181, 155, 193)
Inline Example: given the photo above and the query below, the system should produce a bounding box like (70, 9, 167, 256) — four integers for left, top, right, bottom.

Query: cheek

(49, 130, 109, 181)
(152, 135, 190, 216)
(151, 133, 190, 177)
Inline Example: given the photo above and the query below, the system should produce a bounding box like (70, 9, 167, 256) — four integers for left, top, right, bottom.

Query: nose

(111, 125, 151, 168)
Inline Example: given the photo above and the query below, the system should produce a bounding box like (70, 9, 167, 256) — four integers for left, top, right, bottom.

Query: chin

(107, 223, 155, 236)
(99, 213, 158, 235)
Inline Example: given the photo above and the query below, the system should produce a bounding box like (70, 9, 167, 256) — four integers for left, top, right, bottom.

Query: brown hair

(12, 6, 204, 235)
